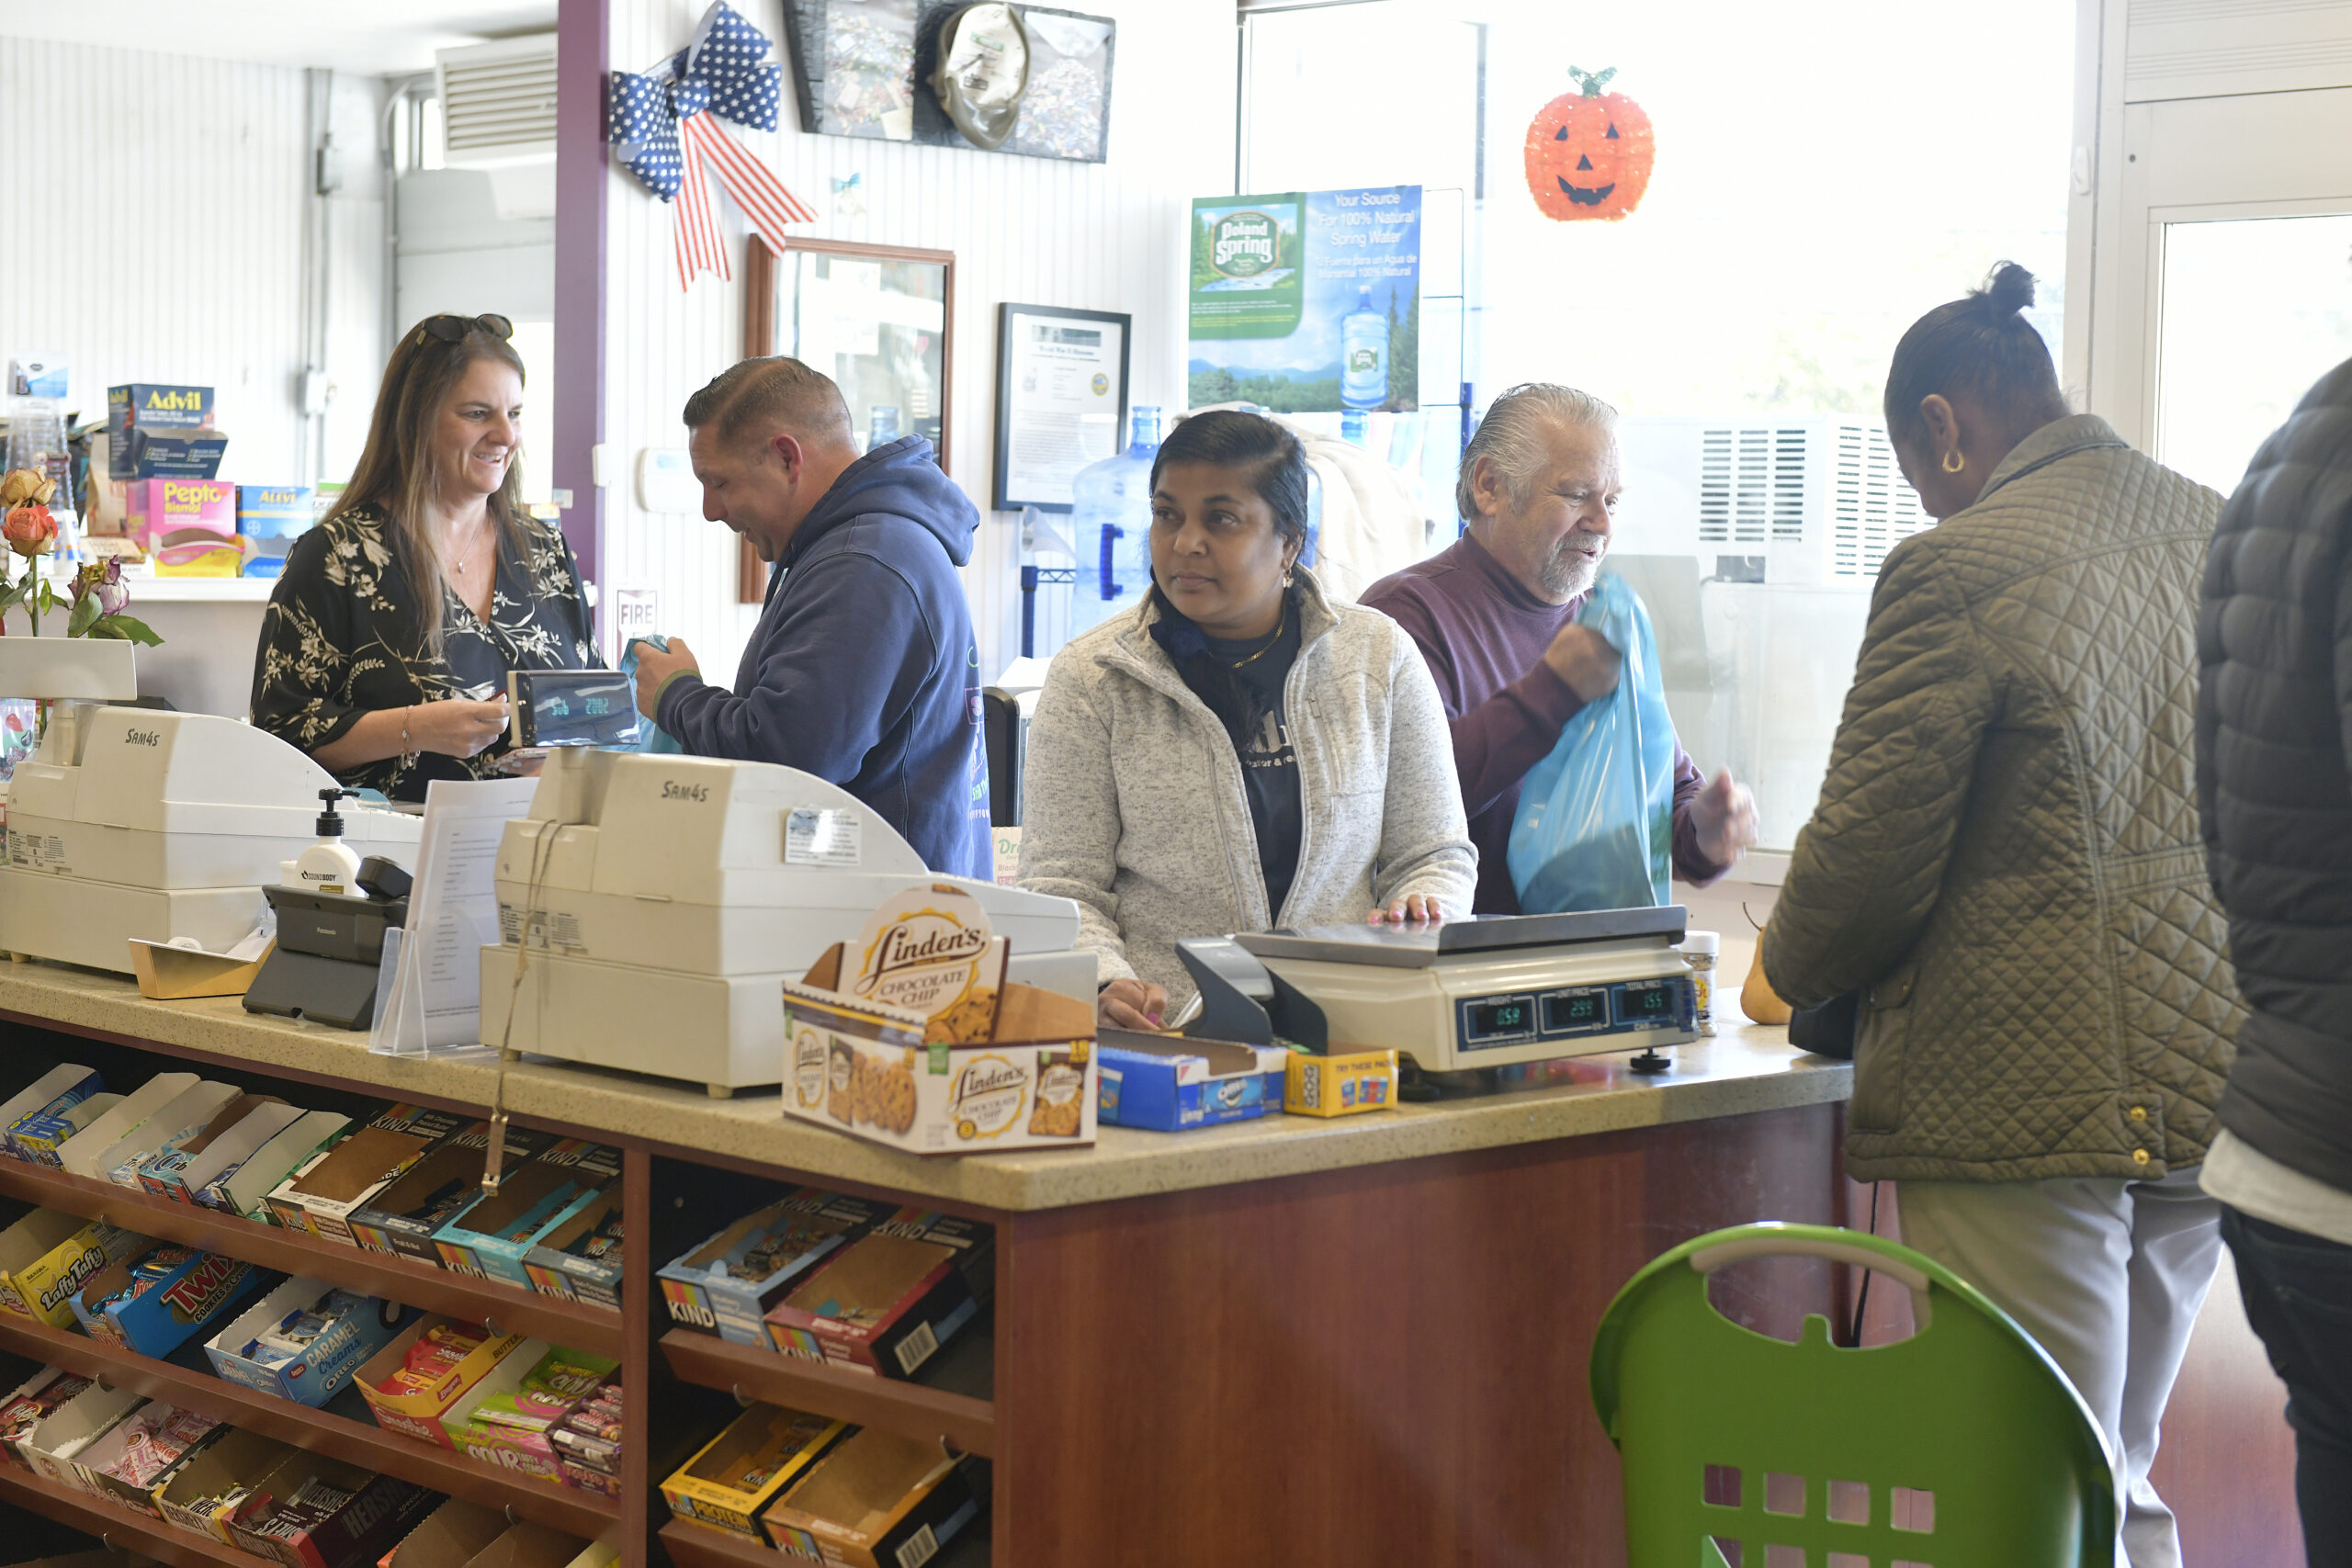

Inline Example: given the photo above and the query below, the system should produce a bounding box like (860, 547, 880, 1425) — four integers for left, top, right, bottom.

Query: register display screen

(1464, 997, 1535, 1043)
(1612, 979, 1682, 1028)
(1542, 989, 1607, 1034)
(510, 671, 642, 749)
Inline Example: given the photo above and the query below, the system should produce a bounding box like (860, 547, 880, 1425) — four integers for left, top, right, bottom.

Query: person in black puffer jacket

(2196, 353, 2352, 1564)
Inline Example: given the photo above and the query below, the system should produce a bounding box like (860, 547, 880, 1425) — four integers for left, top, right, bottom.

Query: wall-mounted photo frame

(741, 236, 955, 602)
(991, 302, 1130, 513)
(778, 2, 1115, 163)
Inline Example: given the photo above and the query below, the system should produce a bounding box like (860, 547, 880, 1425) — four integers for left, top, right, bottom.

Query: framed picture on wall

(991, 302, 1130, 513)
(741, 236, 956, 602)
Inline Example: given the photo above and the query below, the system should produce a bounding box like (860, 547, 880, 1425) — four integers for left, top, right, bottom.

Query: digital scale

(1178, 907, 1699, 1089)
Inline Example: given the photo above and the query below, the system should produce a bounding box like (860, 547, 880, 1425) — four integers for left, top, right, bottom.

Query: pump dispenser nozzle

(315, 787, 348, 838)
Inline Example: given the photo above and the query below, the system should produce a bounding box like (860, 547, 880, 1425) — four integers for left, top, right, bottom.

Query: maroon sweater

(1361, 533, 1724, 914)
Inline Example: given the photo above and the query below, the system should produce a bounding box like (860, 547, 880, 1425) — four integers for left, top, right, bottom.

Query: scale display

(1455, 975, 1694, 1054)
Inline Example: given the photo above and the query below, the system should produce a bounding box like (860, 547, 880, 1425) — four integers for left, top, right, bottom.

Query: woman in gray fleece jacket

(1019, 412, 1477, 1029)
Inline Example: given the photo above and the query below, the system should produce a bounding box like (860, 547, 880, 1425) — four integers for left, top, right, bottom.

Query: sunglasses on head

(414, 313, 514, 345)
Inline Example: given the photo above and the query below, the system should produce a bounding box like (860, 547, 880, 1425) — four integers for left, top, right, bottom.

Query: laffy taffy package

(783, 918, 1099, 1156)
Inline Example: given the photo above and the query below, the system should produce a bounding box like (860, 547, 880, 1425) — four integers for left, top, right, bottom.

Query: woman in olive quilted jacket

(1762, 265, 2235, 1568)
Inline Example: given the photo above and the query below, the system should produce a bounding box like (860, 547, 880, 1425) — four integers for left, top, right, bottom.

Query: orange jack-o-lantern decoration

(1524, 66, 1655, 222)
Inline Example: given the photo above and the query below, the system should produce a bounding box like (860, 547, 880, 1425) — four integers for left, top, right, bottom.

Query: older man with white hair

(1361, 382, 1758, 913)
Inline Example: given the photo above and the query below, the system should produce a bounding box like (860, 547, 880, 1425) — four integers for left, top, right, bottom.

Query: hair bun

(1980, 261, 2037, 317)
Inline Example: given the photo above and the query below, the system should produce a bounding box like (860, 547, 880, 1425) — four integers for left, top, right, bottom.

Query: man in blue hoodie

(630, 356, 990, 878)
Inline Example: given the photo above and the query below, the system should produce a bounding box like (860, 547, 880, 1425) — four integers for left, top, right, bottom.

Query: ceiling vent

(435, 34, 559, 220)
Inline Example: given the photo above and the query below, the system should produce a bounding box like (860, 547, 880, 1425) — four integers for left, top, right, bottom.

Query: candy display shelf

(0, 1460, 270, 1568)
(0, 1310, 619, 1537)
(658, 1519, 989, 1568)
(0, 1158, 623, 1358)
(658, 1325, 994, 1458)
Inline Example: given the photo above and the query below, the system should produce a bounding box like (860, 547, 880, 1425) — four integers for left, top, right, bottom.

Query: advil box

(656, 1190, 888, 1346)
(127, 479, 240, 576)
(70, 1244, 265, 1358)
(0, 1216, 146, 1329)
(237, 486, 314, 577)
(107, 385, 212, 478)
(204, 1277, 413, 1407)
(762, 1210, 994, 1381)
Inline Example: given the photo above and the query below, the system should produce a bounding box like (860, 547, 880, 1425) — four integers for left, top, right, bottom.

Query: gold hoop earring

(1941, 450, 1965, 474)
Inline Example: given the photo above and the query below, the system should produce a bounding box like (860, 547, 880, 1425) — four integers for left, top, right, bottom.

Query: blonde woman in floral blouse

(251, 313, 597, 800)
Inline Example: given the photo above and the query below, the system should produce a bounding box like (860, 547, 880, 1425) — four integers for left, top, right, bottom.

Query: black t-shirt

(1199, 611, 1305, 921)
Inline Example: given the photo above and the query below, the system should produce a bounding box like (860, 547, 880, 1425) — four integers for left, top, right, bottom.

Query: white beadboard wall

(1, 36, 311, 478)
(598, 0, 1238, 682)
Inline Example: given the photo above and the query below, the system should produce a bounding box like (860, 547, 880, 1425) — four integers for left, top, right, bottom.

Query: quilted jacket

(1762, 414, 2242, 1183)
(2197, 355, 2352, 1194)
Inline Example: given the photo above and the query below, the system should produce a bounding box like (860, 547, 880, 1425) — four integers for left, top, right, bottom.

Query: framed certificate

(991, 302, 1131, 513)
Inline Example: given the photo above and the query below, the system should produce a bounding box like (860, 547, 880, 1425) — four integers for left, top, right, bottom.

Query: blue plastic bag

(1507, 572, 1677, 913)
(618, 637, 685, 753)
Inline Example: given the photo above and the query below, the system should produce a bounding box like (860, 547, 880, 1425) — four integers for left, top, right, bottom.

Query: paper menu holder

(370, 777, 537, 1057)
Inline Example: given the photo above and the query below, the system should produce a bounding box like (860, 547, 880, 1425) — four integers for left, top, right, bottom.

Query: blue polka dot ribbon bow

(607, 0, 816, 289)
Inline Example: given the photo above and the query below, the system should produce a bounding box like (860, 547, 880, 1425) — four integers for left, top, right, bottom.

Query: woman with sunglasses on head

(252, 312, 597, 800)
(1018, 409, 1477, 1031)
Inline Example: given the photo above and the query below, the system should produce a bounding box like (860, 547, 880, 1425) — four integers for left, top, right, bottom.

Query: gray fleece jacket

(1018, 570, 1478, 1011)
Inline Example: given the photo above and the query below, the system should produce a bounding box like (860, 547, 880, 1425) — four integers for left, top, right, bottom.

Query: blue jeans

(2221, 1205, 2352, 1565)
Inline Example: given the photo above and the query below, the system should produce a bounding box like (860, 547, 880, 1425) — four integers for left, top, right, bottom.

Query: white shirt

(2200, 1129, 2352, 1247)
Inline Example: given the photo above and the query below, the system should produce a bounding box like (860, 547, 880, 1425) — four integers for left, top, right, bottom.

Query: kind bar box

(226, 1452, 436, 1568)
(349, 1120, 558, 1265)
(761, 1432, 986, 1568)
(661, 1404, 846, 1540)
(1283, 1045, 1398, 1118)
(107, 384, 213, 476)
(70, 1243, 262, 1358)
(763, 1210, 993, 1380)
(521, 1189, 623, 1310)
(154, 1426, 300, 1542)
(783, 886, 1098, 1156)
(432, 1140, 618, 1287)
(1095, 1032, 1287, 1132)
(268, 1103, 470, 1244)
(355, 1315, 526, 1447)
(657, 1190, 888, 1345)
(236, 486, 314, 576)
(137, 1094, 291, 1202)
(0, 1214, 146, 1328)
(206, 1278, 411, 1407)
(128, 479, 240, 574)
(0, 1065, 104, 1161)
(0, 1368, 94, 1468)
(202, 1109, 348, 1221)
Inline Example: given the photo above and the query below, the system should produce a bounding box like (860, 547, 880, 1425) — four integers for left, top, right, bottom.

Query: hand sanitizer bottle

(1340, 285, 1388, 412)
(290, 788, 363, 895)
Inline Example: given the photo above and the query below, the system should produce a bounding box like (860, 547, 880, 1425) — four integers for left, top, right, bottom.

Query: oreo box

(521, 1188, 623, 1310)
(657, 1190, 888, 1345)
(70, 1244, 266, 1358)
(431, 1140, 618, 1287)
(762, 1209, 994, 1380)
(268, 1103, 470, 1245)
(0, 1066, 104, 1162)
(205, 1277, 413, 1406)
(1095, 1032, 1286, 1132)
(0, 1213, 146, 1328)
(349, 1120, 559, 1265)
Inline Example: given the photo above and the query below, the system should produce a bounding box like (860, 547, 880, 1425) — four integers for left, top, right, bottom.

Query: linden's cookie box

(782, 886, 1098, 1155)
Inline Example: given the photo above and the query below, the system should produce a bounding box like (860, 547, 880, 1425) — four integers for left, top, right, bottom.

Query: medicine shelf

(658, 1519, 989, 1568)
(0, 1312, 619, 1538)
(0, 1457, 271, 1568)
(657, 1328, 995, 1459)
(0, 1159, 624, 1358)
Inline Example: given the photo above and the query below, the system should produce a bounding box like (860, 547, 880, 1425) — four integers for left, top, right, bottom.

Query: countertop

(0, 932, 1846, 1213)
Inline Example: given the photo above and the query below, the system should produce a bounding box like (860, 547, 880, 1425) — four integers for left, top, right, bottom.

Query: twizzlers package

(782, 885, 1097, 1155)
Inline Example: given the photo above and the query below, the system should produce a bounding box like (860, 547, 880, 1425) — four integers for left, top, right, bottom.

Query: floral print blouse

(251, 504, 597, 801)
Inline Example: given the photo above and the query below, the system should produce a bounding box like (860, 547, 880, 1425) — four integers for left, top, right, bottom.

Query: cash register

(1179, 908, 1700, 1090)
(478, 748, 1089, 1095)
(0, 705, 421, 974)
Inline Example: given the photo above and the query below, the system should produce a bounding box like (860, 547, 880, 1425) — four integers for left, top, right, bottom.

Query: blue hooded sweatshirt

(656, 435, 990, 879)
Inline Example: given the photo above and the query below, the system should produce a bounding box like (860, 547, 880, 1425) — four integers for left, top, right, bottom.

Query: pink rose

(3, 504, 56, 558)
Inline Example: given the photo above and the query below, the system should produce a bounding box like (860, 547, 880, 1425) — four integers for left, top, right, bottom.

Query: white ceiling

(0, 0, 559, 75)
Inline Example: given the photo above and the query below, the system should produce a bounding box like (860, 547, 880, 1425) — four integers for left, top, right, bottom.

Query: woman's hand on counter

(1099, 977, 1167, 1032)
(410, 696, 512, 759)
(1370, 894, 1444, 925)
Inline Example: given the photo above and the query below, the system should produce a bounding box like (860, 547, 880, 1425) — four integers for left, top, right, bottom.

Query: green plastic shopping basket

(1589, 1223, 2120, 1567)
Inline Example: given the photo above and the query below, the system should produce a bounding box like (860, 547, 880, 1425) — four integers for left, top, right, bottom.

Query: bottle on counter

(1068, 404, 1164, 640)
(1679, 930, 1719, 1036)
(289, 788, 363, 896)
